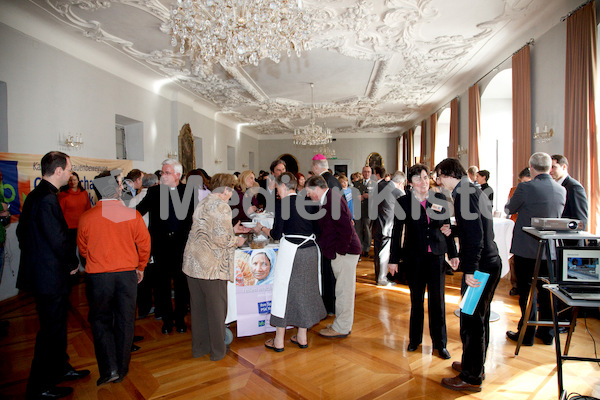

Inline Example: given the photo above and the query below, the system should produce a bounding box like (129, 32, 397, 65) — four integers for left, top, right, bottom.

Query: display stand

(543, 284, 600, 400)
(514, 228, 600, 355)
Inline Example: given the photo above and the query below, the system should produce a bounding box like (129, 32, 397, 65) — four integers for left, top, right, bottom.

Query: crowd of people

(14, 148, 589, 398)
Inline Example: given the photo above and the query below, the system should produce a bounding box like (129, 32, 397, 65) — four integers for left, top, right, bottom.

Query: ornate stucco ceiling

(4, 0, 583, 137)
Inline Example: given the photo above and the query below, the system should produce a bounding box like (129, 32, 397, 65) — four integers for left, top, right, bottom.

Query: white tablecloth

(493, 217, 514, 277)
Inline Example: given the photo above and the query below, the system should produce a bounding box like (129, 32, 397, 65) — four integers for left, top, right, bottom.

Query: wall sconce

(64, 133, 83, 149)
(215, 158, 223, 164)
(242, 163, 248, 168)
(457, 145, 467, 159)
(167, 150, 178, 159)
(421, 155, 430, 163)
(533, 123, 553, 143)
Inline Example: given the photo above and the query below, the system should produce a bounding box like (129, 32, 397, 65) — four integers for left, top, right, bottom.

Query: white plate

(241, 221, 257, 228)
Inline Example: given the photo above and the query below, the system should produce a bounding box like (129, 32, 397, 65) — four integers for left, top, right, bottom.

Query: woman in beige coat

(182, 173, 249, 361)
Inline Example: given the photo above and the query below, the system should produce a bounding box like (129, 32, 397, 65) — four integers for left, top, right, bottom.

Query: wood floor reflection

(1, 256, 599, 399)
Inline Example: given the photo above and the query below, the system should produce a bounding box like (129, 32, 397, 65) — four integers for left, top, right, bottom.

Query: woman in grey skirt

(254, 172, 326, 351)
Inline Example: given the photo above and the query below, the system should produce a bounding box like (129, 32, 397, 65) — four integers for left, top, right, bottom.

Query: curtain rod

(473, 39, 534, 86)
(561, 0, 594, 22)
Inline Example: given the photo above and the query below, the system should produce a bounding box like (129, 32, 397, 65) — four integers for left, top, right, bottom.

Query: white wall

(259, 136, 399, 176)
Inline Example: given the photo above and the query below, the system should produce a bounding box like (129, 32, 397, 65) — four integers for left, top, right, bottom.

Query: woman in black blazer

(389, 164, 458, 359)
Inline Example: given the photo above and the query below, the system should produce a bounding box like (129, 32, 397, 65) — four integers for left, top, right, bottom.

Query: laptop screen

(559, 247, 600, 285)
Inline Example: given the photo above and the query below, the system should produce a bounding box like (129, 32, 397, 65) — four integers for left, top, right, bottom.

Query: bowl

(241, 221, 257, 228)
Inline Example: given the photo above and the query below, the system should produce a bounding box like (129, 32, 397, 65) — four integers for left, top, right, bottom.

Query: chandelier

(168, 0, 311, 69)
(318, 145, 336, 159)
(293, 83, 332, 146)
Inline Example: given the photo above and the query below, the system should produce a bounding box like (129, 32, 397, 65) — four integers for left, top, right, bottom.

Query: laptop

(557, 247, 600, 301)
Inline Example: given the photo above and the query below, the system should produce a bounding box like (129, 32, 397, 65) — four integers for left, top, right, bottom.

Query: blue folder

(459, 271, 490, 315)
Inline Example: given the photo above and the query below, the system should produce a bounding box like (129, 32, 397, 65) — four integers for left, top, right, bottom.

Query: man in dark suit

(17, 151, 90, 399)
(550, 154, 588, 229)
(257, 159, 286, 211)
(305, 175, 361, 338)
(371, 171, 405, 286)
(435, 158, 501, 392)
(311, 154, 342, 315)
(136, 159, 196, 335)
(354, 165, 376, 257)
(505, 152, 566, 346)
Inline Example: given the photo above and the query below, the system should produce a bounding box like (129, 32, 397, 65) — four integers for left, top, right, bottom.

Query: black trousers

(459, 258, 501, 385)
(407, 253, 447, 348)
(154, 243, 189, 327)
(514, 255, 554, 342)
(86, 271, 137, 378)
(187, 277, 227, 361)
(321, 257, 336, 314)
(26, 293, 73, 396)
(137, 261, 156, 317)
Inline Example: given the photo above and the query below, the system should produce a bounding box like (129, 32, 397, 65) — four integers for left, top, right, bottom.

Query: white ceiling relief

(17, 0, 579, 137)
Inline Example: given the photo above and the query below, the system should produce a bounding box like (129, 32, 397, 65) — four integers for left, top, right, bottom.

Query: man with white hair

(311, 154, 342, 190)
(136, 159, 196, 335)
(504, 152, 565, 346)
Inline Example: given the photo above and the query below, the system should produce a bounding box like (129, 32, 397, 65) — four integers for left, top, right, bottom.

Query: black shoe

(97, 371, 119, 386)
(131, 344, 141, 352)
(59, 369, 90, 382)
(35, 386, 74, 399)
(161, 323, 173, 335)
(176, 324, 187, 333)
(133, 335, 144, 342)
(407, 342, 420, 352)
(436, 348, 451, 360)
(535, 331, 554, 345)
(506, 330, 533, 346)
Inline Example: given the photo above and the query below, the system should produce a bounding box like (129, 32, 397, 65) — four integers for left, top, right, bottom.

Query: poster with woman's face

(235, 248, 278, 286)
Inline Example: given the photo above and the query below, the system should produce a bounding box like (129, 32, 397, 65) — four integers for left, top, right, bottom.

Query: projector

(531, 218, 583, 231)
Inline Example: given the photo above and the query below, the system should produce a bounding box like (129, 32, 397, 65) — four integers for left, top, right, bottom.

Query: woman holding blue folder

(388, 164, 458, 360)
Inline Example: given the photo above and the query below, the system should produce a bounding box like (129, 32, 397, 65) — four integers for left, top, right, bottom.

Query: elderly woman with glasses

(182, 173, 250, 361)
(388, 164, 458, 360)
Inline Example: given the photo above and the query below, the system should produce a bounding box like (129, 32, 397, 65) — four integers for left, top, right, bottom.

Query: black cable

(583, 316, 600, 368)
(566, 394, 600, 400)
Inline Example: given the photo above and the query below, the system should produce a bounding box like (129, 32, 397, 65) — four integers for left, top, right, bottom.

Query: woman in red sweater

(58, 172, 91, 264)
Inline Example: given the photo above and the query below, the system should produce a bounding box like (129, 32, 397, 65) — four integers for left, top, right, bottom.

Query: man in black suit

(371, 170, 405, 286)
(136, 159, 196, 335)
(353, 165, 375, 257)
(435, 158, 501, 392)
(257, 159, 286, 211)
(17, 151, 90, 399)
(505, 152, 566, 346)
(550, 154, 588, 229)
(311, 154, 342, 315)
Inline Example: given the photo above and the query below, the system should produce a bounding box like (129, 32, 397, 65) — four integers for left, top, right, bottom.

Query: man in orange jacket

(77, 170, 151, 386)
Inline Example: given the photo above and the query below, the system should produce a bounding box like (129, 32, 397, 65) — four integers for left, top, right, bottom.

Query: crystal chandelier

(168, 0, 311, 69)
(293, 83, 332, 146)
(318, 145, 336, 159)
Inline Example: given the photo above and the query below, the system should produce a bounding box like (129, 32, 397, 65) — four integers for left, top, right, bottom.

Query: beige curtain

(512, 45, 532, 187)
(565, 0, 599, 233)
(448, 98, 459, 158)
(430, 113, 437, 168)
(421, 120, 426, 164)
(468, 84, 481, 168)
(407, 128, 414, 167)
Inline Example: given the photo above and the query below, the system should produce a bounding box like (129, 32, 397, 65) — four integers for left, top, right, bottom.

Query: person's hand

(69, 267, 79, 275)
(440, 224, 452, 237)
(449, 257, 460, 270)
(465, 273, 480, 288)
(136, 270, 144, 284)
(252, 222, 264, 234)
(236, 236, 246, 247)
(233, 221, 251, 234)
(388, 263, 398, 276)
(247, 205, 257, 215)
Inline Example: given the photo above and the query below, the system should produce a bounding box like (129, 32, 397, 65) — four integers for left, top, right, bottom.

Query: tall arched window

(413, 125, 422, 164)
(481, 69, 513, 211)
(435, 108, 451, 166)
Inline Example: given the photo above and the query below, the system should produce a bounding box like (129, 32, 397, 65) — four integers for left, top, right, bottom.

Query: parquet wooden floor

(1, 256, 599, 399)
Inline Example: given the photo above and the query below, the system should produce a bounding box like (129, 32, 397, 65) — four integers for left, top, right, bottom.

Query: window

(413, 125, 422, 164)
(115, 115, 144, 161)
(435, 108, 451, 166)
